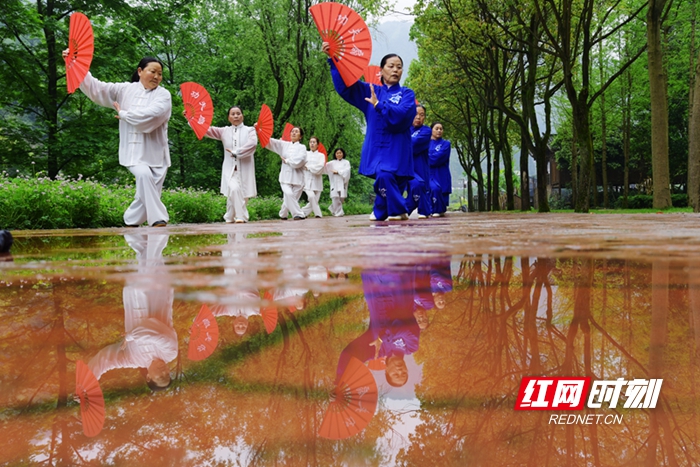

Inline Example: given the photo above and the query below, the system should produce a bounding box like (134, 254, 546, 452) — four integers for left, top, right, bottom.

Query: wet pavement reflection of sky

(1, 213, 700, 466)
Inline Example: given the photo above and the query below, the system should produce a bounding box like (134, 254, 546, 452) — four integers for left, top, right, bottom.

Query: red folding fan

(188, 304, 219, 361)
(256, 104, 273, 148)
(310, 2, 373, 87)
(261, 290, 279, 334)
(318, 142, 328, 157)
(180, 82, 214, 140)
(281, 123, 294, 142)
(65, 12, 94, 94)
(75, 360, 105, 437)
(363, 65, 381, 85)
(318, 356, 378, 439)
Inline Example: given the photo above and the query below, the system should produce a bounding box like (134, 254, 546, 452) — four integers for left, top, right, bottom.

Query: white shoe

(369, 212, 378, 221)
(418, 214, 428, 219)
(234, 219, 246, 224)
(387, 213, 409, 221)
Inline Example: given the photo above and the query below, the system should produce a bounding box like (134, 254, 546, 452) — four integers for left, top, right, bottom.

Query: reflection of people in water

(336, 267, 421, 388)
(210, 233, 262, 336)
(88, 234, 176, 391)
(430, 257, 453, 309)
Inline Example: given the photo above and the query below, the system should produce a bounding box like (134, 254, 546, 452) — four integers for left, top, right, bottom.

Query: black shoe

(293, 216, 306, 220)
(152, 220, 167, 227)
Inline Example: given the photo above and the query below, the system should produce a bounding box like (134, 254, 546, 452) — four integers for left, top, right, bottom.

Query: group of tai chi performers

(65, 43, 451, 226)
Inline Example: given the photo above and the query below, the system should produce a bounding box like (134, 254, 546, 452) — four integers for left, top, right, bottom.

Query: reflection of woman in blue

(323, 43, 416, 221)
(335, 267, 421, 387)
(88, 234, 176, 391)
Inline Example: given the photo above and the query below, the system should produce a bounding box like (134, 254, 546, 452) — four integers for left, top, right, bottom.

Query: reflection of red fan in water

(65, 12, 94, 94)
(188, 304, 219, 361)
(260, 290, 279, 334)
(318, 357, 378, 439)
(255, 104, 274, 148)
(75, 360, 105, 437)
(180, 82, 214, 140)
(310, 2, 372, 87)
(363, 65, 381, 85)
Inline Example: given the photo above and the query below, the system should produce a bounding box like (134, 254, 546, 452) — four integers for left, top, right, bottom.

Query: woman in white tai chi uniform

(67, 53, 172, 227)
(267, 127, 307, 220)
(204, 106, 258, 223)
(301, 136, 326, 218)
(325, 148, 351, 217)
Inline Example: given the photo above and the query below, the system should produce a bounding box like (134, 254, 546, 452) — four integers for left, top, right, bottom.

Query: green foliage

(0, 173, 290, 229)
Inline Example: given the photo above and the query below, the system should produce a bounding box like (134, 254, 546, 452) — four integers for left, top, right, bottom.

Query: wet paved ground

(1, 212, 700, 466)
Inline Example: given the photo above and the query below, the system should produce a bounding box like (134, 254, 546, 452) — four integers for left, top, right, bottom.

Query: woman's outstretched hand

(113, 102, 121, 119)
(364, 83, 378, 108)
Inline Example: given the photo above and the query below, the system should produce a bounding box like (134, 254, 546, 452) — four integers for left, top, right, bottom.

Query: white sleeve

(266, 137, 289, 156)
(118, 89, 172, 134)
(238, 126, 258, 159)
(79, 72, 128, 109)
(286, 145, 307, 169)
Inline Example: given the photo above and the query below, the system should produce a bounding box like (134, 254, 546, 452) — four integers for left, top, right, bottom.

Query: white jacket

(206, 123, 258, 198)
(80, 72, 171, 167)
(267, 138, 307, 186)
(304, 150, 326, 191)
(325, 159, 351, 198)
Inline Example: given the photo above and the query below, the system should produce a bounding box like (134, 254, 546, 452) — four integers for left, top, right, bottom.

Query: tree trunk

(43, 0, 60, 179)
(572, 124, 578, 208)
(574, 103, 594, 212)
(520, 133, 530, 211)
(689, 48, 700, 211)
(647, 0, 672, 209)
(533, 144, 550, 212)
(600, 40, 609, 208)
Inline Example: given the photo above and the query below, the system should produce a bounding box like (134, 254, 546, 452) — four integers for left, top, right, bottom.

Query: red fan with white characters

(363, 65, 381, 85)
(188, 304, 219, 361)
(310, 2, 373, 87)
(65, 12, 94, 94)
(318, 356, 378, 439)
(180, 82, 214, 140)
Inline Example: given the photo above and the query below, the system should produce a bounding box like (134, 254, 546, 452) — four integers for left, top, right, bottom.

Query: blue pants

(373, 171, 408, 220)
(430, 180, 447, 214)
(401, 179, 432, 216)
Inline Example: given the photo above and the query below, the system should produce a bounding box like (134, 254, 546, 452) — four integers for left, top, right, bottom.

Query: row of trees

(408, 0, 698, 212)
(0, 0, 385, 200)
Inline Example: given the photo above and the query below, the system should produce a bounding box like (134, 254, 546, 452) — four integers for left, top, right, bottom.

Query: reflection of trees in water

(408, 255, 698, 466)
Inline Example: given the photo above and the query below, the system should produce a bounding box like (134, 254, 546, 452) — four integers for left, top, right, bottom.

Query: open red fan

(75, 360, 105, 437)
(188, 304, 219, 361)
(310, 2, 373, 87)
(65, 12, 94, 94)
(256, 104, 273, 148)
(363, 65, 381, 86)
(318, 356, 378, 439)
(180, 82, 214, 140)
(261, 290, 279, 334)
(281, 123, 294, 142)
(318, 142, 328, 157)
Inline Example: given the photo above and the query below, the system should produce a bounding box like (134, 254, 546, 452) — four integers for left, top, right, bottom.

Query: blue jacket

(429, 138, 452, 194)
(411, 125, 432, 183)
(329, 61, 416, 179)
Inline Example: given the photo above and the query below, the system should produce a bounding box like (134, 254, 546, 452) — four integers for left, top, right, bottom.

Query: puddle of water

(0, 226, 698, 466)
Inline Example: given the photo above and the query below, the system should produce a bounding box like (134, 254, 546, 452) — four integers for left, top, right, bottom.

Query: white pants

(329, 196, 345, 217)
(224, 173, 249, 222)
(301, 190, 323, 217)
(125, 165, 169, 226)
(279, 183, 304, 218)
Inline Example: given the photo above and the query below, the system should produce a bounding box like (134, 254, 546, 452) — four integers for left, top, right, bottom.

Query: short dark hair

(131, 57, 164, 83)
(332, 148, 346, 159)
(294, 126, 304, 139)
(309, 136, 319, 144)
(430, 121, 443, 129)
